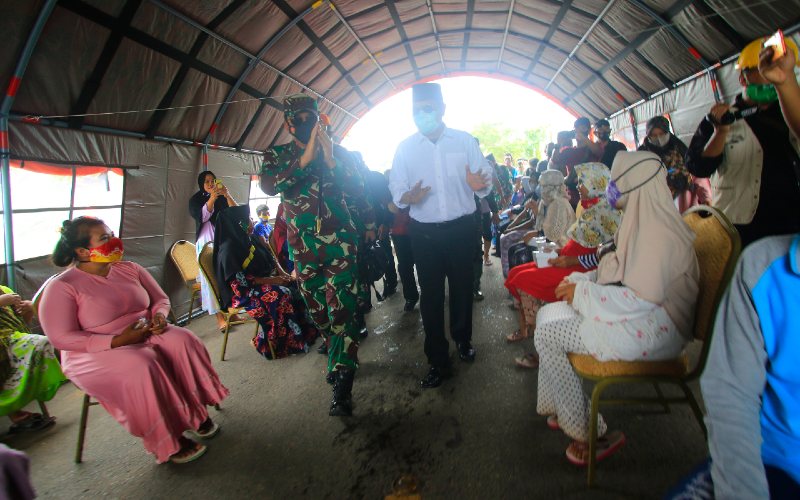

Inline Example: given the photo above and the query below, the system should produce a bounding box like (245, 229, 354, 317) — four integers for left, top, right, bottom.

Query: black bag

(361, 240, 390, 301)
(507, 242, 534, 270)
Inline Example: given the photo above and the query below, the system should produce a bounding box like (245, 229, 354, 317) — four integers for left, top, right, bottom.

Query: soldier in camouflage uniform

(260, 94, 361, 417)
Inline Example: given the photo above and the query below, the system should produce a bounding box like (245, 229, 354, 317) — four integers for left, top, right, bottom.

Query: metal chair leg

(75, 394, 91, 464)
(220, 315, 231, 361)
(587, 381, 605, 487)
(37, 400, 50, 419)
(653, 383, 671, 414)
(187, 289, 198, 325)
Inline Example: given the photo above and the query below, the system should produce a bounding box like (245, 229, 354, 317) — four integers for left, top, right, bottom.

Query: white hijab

(596, 151, 699, 338)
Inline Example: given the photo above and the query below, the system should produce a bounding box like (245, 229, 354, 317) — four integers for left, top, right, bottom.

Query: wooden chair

(168, 240, 201, 324)
(566, 205, 741, 486)
(197, 242, 258, 361)
(32, 274, 99, 463)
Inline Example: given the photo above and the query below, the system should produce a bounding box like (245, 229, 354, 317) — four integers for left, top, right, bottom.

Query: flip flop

(514, 352, 539, 369)
(546, 415, 560, 431)
(565, 431, 626, 467)
(505, 329, 527, 343)
(169, 442, 208, 464)
(8, 413, 56, 434)
(189, 420, 220, 439)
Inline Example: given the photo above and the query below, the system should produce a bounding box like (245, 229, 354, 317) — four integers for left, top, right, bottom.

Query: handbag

(507, 242, 534, 270)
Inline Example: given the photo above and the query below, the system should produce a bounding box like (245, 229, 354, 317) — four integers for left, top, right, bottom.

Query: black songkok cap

(412, 83, 443, 103)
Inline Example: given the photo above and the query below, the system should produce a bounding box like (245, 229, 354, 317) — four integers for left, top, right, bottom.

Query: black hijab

(188, 170, 229, 238)
(213, 205, 276, 309)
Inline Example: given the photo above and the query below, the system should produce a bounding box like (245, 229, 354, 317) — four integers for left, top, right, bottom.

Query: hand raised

(759, 45, 797, 87)
(465, 165, 489, 192)
(401, 180, 431, 205)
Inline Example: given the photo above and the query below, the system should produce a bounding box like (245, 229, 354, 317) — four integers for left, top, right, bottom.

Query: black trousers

(410, 214, 477, 368)
(379, 235, 398, 291)
(391, 234, 419, 302)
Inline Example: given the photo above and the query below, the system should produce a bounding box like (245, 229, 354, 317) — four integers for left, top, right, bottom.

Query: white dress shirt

(389, 126, 493, 223)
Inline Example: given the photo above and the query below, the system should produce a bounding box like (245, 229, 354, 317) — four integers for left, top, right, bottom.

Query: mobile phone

(763, 29, 786, 61)
(215, 179, 223, 188)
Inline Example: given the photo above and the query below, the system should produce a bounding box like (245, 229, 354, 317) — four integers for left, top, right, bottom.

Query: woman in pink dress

(39, 216, 229, 464)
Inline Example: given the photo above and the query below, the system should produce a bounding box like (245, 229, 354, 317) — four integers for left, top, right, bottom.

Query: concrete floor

(3, 258, 709, 499)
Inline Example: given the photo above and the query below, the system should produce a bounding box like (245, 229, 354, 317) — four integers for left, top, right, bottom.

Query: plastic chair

(169, 240, 201, 324)
(197, 242, 258, 361)
(566, 205, 741, 486)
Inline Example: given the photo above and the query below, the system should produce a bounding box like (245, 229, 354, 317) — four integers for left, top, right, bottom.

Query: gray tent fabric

(2, 0, 800, 311)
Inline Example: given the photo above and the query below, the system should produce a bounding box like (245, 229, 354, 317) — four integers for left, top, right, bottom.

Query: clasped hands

(299, 123, 335, 169)
(112, 312, 168, 348)
(0, 293, 33, 317)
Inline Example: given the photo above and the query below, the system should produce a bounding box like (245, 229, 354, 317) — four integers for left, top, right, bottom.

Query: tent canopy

(4, 0, 800, 152)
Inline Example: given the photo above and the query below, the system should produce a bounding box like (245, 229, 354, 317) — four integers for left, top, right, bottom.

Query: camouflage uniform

(494, 164, 514, 206)
(260, 106, 362, 374)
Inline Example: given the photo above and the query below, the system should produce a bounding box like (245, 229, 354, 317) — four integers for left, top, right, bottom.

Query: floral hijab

(566, 162, 622, 248)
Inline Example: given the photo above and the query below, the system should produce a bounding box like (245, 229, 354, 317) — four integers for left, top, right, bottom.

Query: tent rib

(563, 0, 695, 104)
(202, 1, 324, 145)
(67, 0, 144, 130)
(328, 1, 395, 89)
(425, 0, 447, 74)
(144, 0, 249, 138)
(523, 0, 573, 80)
(693, 0, 747, 48)
(496, 0, 516, 71)
(628, 0, 711, 68)
(385, 2, 421, 80)
(460, 0, 475, 71)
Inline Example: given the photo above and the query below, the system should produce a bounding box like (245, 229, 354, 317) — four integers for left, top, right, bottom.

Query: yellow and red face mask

(87, 237, 124, 263)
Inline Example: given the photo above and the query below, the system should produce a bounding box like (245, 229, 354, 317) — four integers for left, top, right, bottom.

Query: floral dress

(230, 273, 318, 359)
(0, 286, 66, 416)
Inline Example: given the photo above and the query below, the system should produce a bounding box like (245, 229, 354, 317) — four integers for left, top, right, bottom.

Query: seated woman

(1, 287, 66, 432)
(504, 163, 621, 365)
(213, 206, 318, 359)
(500, 170, 575, 278)
(39, 217, 229, 464)
(534, 151, 699, 466)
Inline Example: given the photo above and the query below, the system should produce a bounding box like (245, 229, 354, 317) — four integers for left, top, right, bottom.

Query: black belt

(410, 213, 475, 229)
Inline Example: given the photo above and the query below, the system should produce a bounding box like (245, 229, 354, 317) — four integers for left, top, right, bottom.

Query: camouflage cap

(283, 93, 318, 120)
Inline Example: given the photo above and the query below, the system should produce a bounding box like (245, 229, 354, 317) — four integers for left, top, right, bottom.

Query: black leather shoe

(403, 299, 418, 312)
(420, 365, 451, 389)
(457, 342, 476, 362)
(358, 327, 369, 340)
(383, 286, 397, 298)
(329, 368, 355, 416)
(473, 290, 484, 302)
(317, 342, 328, 355)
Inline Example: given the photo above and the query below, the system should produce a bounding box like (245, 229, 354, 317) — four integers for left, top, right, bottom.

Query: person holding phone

(39, 216, 228, 464)
(188, 170, 239, 331)
(686, 35, 800, 248)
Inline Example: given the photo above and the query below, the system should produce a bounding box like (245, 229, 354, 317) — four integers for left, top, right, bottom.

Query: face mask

(745, 83, 779, 104)
(606, 160, 666, 208)
(649, 134, 670, 148)
(413, 110, 441, 135)
(596, 132, 610, 142)
(259, 215, 270, 222)
(605, 179, 622, 209)
(88, 237, 124, 263)
(289, 116, 317, 144)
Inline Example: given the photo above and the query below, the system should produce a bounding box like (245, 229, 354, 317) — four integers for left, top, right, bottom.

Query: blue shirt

(389, 126, 493, 223)
(253, 220, 272, 239)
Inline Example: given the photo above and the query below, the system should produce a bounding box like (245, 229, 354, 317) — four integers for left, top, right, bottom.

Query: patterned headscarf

(283, 93, 318, 121)
(537, 169, 567, 205)
(567, 162, 621, 248)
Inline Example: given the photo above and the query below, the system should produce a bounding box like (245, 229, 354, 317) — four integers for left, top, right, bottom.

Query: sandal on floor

(189, 418, 220, 439)
(565, 431, 626, 467)
(169, 441, 207, 464)
(505, 329, 528, 343)
(546, 415, 560, 431)
(514, 352, 539, 369)
(8, 413, 56, 434)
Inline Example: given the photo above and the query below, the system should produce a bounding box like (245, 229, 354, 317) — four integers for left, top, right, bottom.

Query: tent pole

(0, 0, 58, 289)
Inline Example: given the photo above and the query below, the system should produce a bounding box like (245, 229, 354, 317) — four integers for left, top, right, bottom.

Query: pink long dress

(38, 261, 229, 463)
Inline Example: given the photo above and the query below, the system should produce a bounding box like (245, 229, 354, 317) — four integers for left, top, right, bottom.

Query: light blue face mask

(413, 109, 441, 135)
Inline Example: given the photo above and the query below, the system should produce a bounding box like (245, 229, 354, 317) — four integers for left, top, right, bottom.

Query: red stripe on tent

(710, 77, 718, 93)
(208, 123, 218, 135)
(6, 76, 21, 97)
(688, 47, 702, 60)
(202, 152, 208, 167)
(22, 116, 40, 123)
(615, 92, 625, 102)
(0, 130, 8, 150)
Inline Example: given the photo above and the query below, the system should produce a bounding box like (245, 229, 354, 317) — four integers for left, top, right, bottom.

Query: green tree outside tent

(471, 122, 549, 164)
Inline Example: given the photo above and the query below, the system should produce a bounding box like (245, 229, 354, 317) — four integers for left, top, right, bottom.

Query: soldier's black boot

(329, 368, 355, 416)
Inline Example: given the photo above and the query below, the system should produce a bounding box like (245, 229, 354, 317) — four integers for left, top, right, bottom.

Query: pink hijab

(597, 151, 699, 338)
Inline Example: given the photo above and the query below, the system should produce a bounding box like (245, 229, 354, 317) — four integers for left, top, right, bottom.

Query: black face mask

(290, 116, 317, 145)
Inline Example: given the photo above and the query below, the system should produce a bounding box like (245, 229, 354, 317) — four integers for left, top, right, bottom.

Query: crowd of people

(3, 33, 799, 498)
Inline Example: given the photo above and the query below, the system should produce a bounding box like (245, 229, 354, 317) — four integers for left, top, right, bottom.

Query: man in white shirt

(389, 82, 494, 388)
